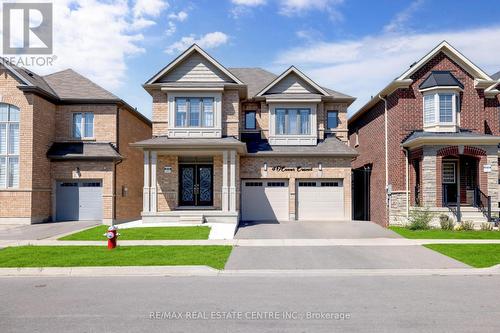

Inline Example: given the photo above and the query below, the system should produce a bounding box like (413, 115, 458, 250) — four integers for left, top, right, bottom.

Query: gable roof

(256, 66, 329, 97)
(350, 41, 498, 123)
(419, 71, 464, 90)
(43, 69, 119, 101)
(146, 44, 243, 85)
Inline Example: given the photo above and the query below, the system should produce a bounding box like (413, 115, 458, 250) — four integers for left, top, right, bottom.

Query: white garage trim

(241, 179, 289, 222)
(296, 179, 344, 221)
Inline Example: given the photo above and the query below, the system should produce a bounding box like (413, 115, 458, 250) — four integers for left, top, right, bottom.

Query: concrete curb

(1, 265, 499, 277)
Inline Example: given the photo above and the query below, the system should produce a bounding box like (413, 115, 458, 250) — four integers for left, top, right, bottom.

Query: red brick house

(348, 41, 500, 227)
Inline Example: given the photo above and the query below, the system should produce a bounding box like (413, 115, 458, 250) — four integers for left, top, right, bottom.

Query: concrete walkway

(0, 220, 99, 240)
(3, 238, 500, 248)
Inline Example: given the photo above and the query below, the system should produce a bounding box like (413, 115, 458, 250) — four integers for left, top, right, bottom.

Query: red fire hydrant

(104, 226, 120, 249)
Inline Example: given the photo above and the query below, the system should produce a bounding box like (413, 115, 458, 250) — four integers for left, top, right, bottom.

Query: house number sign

(271, 166, 313, 172)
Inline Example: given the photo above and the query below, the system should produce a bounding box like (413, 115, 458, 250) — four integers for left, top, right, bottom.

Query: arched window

(0, 103, 20, 188)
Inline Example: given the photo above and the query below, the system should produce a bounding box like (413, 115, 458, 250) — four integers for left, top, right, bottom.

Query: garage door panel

(56, 181, 103, 221)
(241, 180, 289, 221)
(297, 180, 344, 220)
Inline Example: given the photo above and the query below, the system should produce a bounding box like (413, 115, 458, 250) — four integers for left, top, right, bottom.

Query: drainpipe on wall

(379, 95, 390, 225)
(404, 147, 410, 220)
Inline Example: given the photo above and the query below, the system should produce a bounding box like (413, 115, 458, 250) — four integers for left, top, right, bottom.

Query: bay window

(275, 108, 311, 135)
(175, 97, 214, 128)
(423, 92, 459, 128)
(0, 103, 20, 188)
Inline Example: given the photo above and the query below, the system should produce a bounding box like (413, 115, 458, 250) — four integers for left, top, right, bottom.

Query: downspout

(113, 107, 121, 225)
(404, 147, 410, 220)
(379, 95, 389, 225)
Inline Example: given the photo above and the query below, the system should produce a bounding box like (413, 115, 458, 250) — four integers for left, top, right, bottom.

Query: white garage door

(56, 180, 103, 221)
(241, 180, 289, 221)
(297, 179, 344, 220)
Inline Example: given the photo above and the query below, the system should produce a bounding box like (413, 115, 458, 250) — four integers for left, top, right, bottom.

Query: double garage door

(56, 180, 103, 221)
(241, 179, 344, 221)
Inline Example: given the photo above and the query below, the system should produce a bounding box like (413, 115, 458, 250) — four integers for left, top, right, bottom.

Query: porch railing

(474, 187, 492, 222)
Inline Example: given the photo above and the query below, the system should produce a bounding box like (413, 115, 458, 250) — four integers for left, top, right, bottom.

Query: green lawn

(424, 244, 500, 268)
(389, 226, 500, 239)
(0, 246, 232, 270)
(59, 226, 211, 241)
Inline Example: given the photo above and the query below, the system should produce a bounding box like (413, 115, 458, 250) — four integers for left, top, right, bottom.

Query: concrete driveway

(225, 245, 468, 269)
(235, 220, 401, 239)
(0, 220, 99, 240)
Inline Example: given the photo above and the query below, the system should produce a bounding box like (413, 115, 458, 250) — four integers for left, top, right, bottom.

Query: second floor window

(73, 112, 94, 139)
(275, 108, 311, 135)
(0, 103, 20, 188)
(175, 97, 214, 128)
(327, 111, 339, 129)
(423, 93, 458, 126)
(245, 111, 256, 130)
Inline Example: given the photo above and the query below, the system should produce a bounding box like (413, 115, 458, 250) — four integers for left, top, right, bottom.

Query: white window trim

(167, 92, 222, 138)
(422, 90, 460, 132)
(0, 104, 20, 189)
(268, 102, 317, 146)
(72, 112, 95, 140)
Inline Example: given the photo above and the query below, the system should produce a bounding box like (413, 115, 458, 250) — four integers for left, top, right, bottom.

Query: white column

(143, 151, 150, 213)
(222, 151, 229, 211)
(229, 150, 237, 212)
(150, 151, 158, 213)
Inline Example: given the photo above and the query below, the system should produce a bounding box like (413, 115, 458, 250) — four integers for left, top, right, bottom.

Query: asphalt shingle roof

(401, 130, 498, 144)
(132, 136, 246, 147)
(47, 142, 122, 160)
(419, 71, 464, 90)
(492, 71, 500, 80)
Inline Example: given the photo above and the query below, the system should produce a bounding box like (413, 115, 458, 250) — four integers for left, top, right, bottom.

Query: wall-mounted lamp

(318, 162, 323, 171)
(264, 162, 268, 172)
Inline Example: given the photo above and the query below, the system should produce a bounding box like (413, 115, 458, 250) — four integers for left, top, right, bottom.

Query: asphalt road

(1, 275, 499, 332)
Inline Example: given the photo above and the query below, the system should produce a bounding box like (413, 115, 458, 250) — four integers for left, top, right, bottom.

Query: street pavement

(0, 275, 499, 332)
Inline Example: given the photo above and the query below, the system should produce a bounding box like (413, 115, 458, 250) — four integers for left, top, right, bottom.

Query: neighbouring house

(0, 60, 151, 225)
(348, 41, 500, 227)
(133, 44, 357, 227)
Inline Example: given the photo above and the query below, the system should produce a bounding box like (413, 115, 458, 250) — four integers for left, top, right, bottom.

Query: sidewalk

(1, 265, 499, 278)
(2, 238, 500, 248)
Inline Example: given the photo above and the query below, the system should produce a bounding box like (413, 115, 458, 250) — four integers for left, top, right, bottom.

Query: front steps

(179, 214, 205, 224)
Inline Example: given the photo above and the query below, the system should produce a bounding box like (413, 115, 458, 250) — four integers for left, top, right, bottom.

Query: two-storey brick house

(0, 60, 151, 225)
(348, 41, 500, 226)
(133, 45, 357, 226)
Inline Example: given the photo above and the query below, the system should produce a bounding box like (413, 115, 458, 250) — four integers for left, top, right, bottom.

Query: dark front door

(179, 164, 213, 206)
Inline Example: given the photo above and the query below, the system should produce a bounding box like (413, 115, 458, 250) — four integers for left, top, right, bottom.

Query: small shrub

(457, 220, 475, 231)
(407, 208, 433, 230)
(439, 214, 455, 230)
(480, 222, 493, 231)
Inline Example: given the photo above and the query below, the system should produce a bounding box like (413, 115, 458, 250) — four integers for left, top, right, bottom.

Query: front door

(442, 161, 457, 205)
(179, 164, 213, 206)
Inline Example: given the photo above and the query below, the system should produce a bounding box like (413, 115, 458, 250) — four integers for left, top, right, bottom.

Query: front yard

(59, 226, 211, 241)
(389, 227, 500, 239)
(424, 244, 500, 268)
(0, 246, 231, 270)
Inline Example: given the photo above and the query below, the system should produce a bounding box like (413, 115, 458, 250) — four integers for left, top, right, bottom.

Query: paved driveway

(225, 246, 468, 269)
(0, 220, 99, 240)
(235, 220, 401, 239)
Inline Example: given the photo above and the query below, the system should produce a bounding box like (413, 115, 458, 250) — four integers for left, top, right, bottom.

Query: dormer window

(422, 91, 459, 130)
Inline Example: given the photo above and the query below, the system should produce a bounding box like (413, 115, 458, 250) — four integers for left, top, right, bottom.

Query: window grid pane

(300, 109, 310, 134)
(73, 113, 83, 138)
(327, 111, 338, 129)
(84, 113, 94, 138)
(276, 109, 286, 135)
(8, 156, 19, 187)
(245, 111, 256, 129)
(0, 124, 6, 155)
(202, 98, 214, 127)
(9, 106, 20, 122)
(288, 109, 298, 134)
(424, 95, 435, 124)
(175, 98, 187, 127)
(439, 94, 453, 123)
(189, 98, 201, 127)
(8, 123, 19, 154)
(0, 157, 6, 188)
